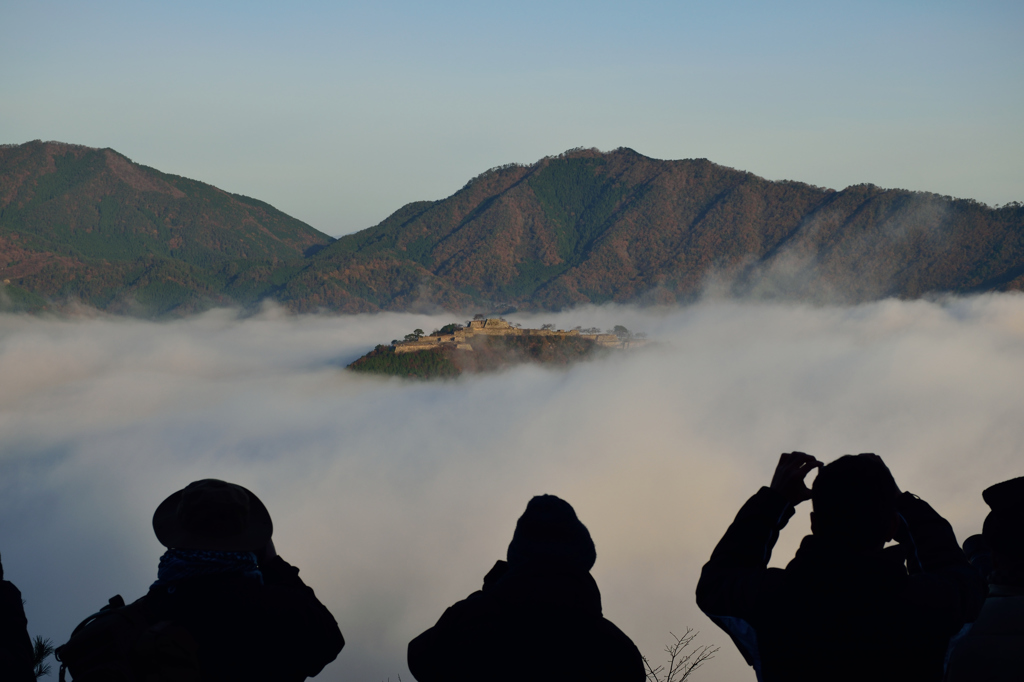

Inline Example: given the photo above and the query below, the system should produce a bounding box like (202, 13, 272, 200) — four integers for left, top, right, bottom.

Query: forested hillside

(2, 142, 1022, 315)
(279, 147, 1024, 312)
(0, 140, 332, 314)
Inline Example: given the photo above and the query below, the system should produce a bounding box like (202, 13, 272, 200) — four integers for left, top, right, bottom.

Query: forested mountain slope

(0, 140, 332, 313)
(279, 147, 1024, 313)
(2, 143, 1022, 315)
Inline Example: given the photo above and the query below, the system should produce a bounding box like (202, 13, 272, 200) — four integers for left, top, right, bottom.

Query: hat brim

(152, 483, 273, 551)
(983, 476, 1024, 513)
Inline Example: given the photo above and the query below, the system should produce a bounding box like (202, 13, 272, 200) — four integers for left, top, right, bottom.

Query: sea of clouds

(2, 296, 1023, 681)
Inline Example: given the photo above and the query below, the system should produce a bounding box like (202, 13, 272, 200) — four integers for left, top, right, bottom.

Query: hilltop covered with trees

(347, 317, 644, 379)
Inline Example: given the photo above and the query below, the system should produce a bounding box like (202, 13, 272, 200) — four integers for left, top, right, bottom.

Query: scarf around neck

(151, 548, 263, 589)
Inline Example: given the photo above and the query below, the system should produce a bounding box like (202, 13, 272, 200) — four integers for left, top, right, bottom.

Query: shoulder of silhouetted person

(58, 479, 343, 682)
(141, 553, 343, 680)
(945, 476, 1024, 682)
(0, 554, 36, 682)
(407, 495, 645, 682)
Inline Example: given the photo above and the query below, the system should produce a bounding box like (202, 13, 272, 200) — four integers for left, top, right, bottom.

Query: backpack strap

(56, 595, 130, 681)
(55, 594, 199, 682)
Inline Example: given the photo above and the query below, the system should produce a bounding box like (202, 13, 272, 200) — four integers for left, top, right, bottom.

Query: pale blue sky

(2, 0, 1021, 236)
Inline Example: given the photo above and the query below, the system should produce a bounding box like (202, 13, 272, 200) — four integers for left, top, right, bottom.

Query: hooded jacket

(408, 495, 644, 682)
(407, 559, 643, 682)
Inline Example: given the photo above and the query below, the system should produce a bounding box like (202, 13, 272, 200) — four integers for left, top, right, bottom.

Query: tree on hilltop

(611, 325, 637, 347)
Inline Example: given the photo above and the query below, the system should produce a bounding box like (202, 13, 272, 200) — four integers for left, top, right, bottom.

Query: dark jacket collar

(786, 535, 908, 586)
(482, 559, 603, 617)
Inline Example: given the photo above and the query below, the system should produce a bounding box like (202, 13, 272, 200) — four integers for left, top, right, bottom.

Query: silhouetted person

(59, 479, 343, 681)
(945, 476, 1024, 681)
(0, 552, 35, 682)
(697, 452, 985, 682)
(407, 495, 644, 682)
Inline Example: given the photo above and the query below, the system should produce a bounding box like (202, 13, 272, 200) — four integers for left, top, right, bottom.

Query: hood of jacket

(482, 559, 603, 618)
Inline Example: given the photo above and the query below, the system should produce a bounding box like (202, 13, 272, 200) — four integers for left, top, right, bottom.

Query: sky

(2, 296, 1023, 680)
(2, 0, 1022, 236)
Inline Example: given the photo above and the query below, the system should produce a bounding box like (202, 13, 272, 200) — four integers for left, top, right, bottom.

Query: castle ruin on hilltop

(393, 318, 625, 354)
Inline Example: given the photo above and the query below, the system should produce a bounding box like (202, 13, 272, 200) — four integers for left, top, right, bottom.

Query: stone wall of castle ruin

(392, 319, 629, 353)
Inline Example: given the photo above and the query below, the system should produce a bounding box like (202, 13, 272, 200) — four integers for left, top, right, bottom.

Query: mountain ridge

(279, 146, 1024, 312)
(1, 141, 1022, 315)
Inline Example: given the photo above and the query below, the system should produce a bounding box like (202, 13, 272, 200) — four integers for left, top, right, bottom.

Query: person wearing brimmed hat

(697, 452, 985, 682)
(407, 494, 645, 682)
(945, 476, 1024, 681)
(60, 479, 344, 681)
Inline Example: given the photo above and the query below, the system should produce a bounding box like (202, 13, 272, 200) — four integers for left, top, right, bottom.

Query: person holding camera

(696, 452, 984, 682)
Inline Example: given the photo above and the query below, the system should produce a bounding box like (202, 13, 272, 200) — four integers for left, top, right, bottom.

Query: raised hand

(769, 451, 823, 506)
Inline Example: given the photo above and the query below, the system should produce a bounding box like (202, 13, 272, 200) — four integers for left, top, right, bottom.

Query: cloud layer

(2, 297, 1023, 680)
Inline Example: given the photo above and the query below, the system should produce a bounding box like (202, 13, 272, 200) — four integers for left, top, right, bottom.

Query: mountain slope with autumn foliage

(2, 142, 1022, 315)
(0, 140, 332, 313)
(279, 147, 1024, 313)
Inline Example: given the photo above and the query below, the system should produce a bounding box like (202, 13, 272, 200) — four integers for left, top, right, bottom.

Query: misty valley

(1, 297, 1021, 680)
